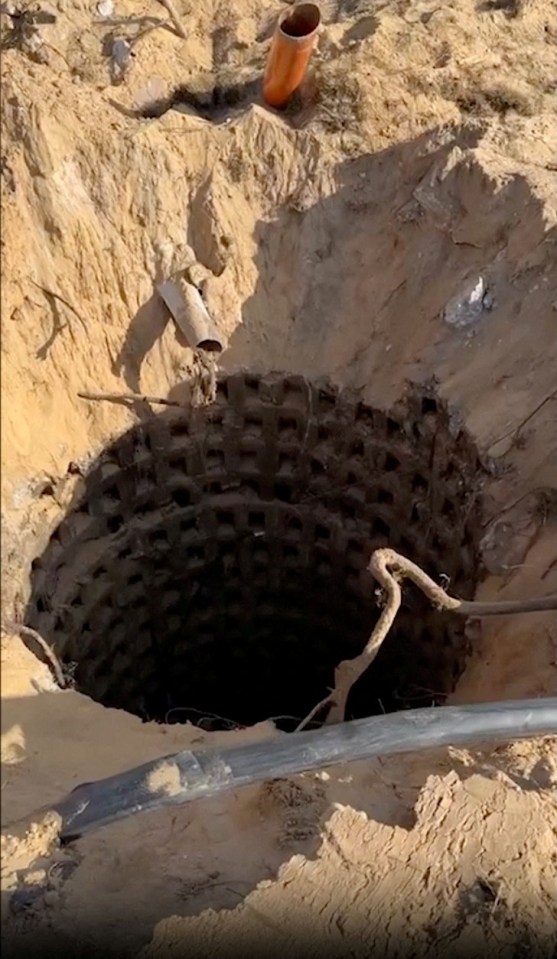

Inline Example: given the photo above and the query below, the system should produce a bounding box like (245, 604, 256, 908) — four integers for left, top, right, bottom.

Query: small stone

(443, 275, 490, 329)
(110, 37, 133, 83)
(96, 0, 114, 17)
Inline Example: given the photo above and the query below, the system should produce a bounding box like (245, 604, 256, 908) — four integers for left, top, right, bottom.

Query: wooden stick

(78, 391, 181, 407)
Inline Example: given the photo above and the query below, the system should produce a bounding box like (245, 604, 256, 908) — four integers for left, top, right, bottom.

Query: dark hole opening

(281, 4, 321, 38)
(25, 372, 484, 733)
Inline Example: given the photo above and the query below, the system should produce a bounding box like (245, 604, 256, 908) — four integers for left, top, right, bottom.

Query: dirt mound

(1, 0, 556, 955)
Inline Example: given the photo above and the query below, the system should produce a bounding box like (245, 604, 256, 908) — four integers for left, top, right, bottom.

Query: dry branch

(78, 391, 181, 407)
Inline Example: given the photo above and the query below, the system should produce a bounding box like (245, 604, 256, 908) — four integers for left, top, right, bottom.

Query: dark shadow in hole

(130, 74, 313, 125)
(25, 370, 483, 732)
(131, 77, 262, 122)
(170, 77, 261, 121)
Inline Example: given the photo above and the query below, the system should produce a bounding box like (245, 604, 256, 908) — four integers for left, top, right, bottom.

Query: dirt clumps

(146, 763, 182, 797)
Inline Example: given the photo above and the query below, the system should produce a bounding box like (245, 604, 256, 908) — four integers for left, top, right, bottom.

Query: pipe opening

(25, 372, 485, 732)
(280, 3, 321, 39)
(196, 338, 223, 353)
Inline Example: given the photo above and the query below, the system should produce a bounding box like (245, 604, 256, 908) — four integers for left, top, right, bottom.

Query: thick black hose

(457, 595, 557, 616)
(53, 698, 557, 841)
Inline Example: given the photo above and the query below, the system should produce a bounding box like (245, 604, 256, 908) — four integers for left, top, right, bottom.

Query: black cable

(52, 697, 557, 840)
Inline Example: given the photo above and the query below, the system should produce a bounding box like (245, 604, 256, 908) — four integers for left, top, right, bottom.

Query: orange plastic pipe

(263, 3, 321, 109)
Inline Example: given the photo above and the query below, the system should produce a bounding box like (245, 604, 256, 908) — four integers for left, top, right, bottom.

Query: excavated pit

(25, 372, 486, 730)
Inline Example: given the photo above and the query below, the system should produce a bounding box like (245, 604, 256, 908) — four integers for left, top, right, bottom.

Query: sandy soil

(1, 0, 557, 955)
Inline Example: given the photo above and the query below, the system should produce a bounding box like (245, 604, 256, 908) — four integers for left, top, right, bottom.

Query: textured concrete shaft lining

(25, 372, 486, 729)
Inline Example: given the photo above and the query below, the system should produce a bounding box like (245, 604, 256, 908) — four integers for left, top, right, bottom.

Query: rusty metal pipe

(263, 3, 321, 110)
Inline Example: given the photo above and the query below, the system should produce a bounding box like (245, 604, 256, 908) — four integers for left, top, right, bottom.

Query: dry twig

(297, 548, 557, 730)
(490, 389, 557, 450)
(78, 391, 181, 407)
